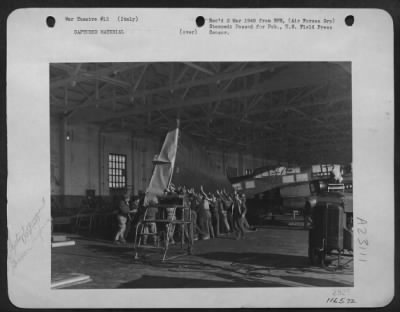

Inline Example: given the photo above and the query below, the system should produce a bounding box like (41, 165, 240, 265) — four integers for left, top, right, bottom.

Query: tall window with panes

(108, 153, 127, 189)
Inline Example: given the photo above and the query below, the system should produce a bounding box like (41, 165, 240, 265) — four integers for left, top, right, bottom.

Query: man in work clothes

(114, 194, 131, 244)
(232, 193, 246, 240)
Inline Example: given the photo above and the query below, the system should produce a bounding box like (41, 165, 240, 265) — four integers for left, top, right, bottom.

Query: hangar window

(226, 166, 238, 178)
(245, 169, 253, 175)
(108, 153, 127, 189)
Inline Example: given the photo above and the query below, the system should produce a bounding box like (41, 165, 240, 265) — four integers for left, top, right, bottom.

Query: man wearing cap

(232, 193, 246, 239)
(125, 195, 141, 242)
(114, 194, 132, 244)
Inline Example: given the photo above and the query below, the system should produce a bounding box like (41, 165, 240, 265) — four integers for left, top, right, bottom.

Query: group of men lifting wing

(113, 186, 254, 245)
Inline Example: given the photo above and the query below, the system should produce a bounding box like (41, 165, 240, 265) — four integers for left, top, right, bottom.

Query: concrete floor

(51, 227, 353, 288)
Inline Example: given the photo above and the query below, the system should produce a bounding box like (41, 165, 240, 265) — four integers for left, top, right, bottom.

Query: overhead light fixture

(66, 130, 73, 141)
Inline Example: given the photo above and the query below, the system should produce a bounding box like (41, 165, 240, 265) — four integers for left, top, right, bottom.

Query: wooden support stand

(133, 196, 193, 261)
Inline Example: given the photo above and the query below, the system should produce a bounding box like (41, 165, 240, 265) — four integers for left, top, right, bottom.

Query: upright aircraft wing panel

(145, 128, 231, 205)
(145, 128, 178, 204)
(172, 133, 232, 192)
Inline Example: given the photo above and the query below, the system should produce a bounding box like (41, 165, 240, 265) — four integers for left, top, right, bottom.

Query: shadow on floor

(195, 252, 353, 280)
(83, 243, 137, 258)
(197, 251, 310, 268)
(281, 275, 352, 287)
(81, 242, 175, 262)
(117, 274, 282, 288)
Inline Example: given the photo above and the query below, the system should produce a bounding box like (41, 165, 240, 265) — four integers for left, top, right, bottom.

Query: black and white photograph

(50, 61, 354, 289)
(6, 8, 394, 308)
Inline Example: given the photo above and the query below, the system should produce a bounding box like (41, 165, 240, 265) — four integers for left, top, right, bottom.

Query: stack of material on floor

(51, 273, 91, 289)
(51, 235, 75, 247)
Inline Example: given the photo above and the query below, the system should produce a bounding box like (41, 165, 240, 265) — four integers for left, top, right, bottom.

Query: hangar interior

(50, 61, 351, 211)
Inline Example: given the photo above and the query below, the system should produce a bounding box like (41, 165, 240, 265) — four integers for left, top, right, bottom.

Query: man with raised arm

(232, 192, 246, 240)
(198, 185, 214, 239)
(216, 190, 231, 234)
(222, 189, 234, 232)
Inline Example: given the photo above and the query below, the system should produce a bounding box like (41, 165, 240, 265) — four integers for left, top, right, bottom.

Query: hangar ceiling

(50, 62, 352, 165)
